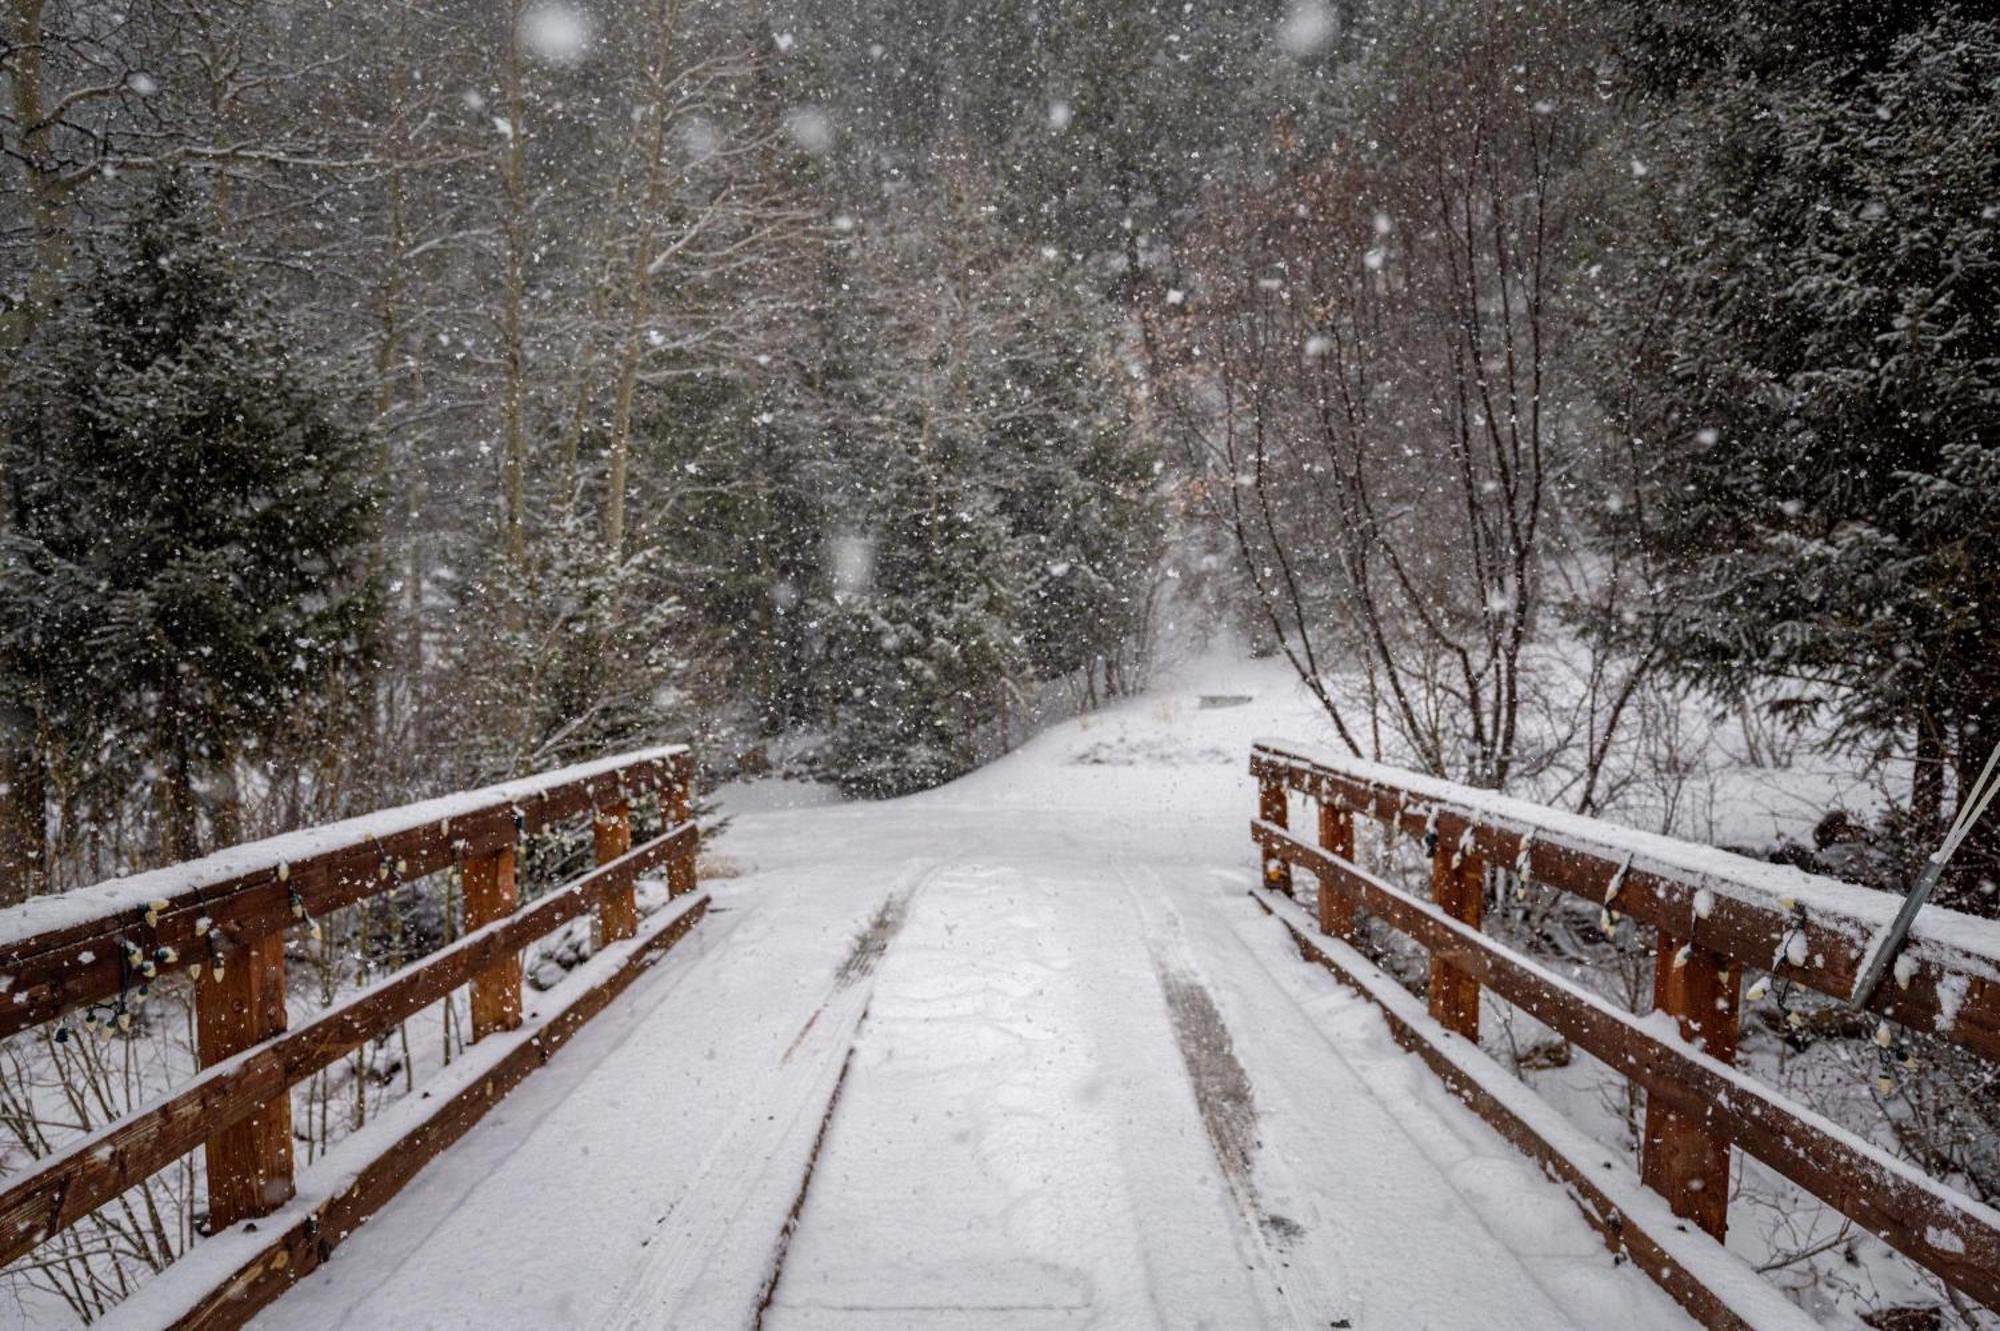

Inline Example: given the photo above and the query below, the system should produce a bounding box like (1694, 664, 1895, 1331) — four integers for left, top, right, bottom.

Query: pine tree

(815, 176, 1160, 796)
(1605, 9, 2000, 901)
(0, 175, 382, 861)
(441, 505, 689, 784)
(824, 459, 1023, 797)
(986, 254, 1161, 700)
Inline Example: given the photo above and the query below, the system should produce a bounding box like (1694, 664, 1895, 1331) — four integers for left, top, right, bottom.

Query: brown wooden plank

(462, 846, 522, 1041)
(0, 754, 683, 1041)
(1258, 773, 1289, 894)
(0, 825, 694, 1268)
(593, 802, 635, 944)
(1251, 749, 2000, 1063)
(168, 894, 710, 1331)
(1642, 928, 1740, 1240)
(1428, 842, 1482, 1040)
(195, 932, 294, 1230)
(1255, 821, 2000, 1309)
(665, 755, 697, 899)
(1248, 888, 1778, 1331)
(1316, 802, 1358, 942)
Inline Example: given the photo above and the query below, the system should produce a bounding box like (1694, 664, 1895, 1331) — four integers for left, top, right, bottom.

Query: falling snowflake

(518, 2, 593, 66)
(1277, 1, 1335, 56)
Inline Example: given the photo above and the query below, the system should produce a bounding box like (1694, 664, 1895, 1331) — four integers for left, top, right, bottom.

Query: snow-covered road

(251, 661, 1696, 1331)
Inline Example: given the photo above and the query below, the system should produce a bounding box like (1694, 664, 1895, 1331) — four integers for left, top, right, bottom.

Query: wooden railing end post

(1259, 772, 1291, 895)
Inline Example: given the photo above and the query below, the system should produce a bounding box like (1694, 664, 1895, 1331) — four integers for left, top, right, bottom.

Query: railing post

(463, 845, 523, 1040)
(196, 930, 293, 1229)
(1428, 822, 1483, 1041)
(1317, 795, 1360, 942)
(664, 759, 697, 898)
(1641, 928, 1739, 1239)
(593, 802, 636, 943)
(1258, 771, 1290, 895)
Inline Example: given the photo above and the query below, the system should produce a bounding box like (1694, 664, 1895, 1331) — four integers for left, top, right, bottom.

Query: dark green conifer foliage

(1605, 7, 2000, 896)
(0, 176, 382, 858)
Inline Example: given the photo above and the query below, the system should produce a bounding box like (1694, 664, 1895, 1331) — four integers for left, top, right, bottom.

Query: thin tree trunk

(1912, 716, 1944, 844)
(499, 0, 531, 567)
(0, 698, 46, 906)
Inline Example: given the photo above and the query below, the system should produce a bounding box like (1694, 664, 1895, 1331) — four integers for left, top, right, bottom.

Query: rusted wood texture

(1258, 774, 1290, 894)
(1641, 927, 1740, 1239)
(1427, 842, 1482, 1040)
(462, 845, 523, 1041)
(195, 932, 294, 1230)
(1315, 802, 1359, 942)
(664, 776, 697, 899)
(592, 802, 636, 944)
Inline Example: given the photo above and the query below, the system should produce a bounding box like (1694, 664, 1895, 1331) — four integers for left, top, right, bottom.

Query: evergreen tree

(985, 256, 1161, 700)
(824, 459, 1023, 797)
(442, 505, 689, 784)
(815, 178, 1161, 796)
(1604, 8, 2000, 899)
(0, 176, 382, 860)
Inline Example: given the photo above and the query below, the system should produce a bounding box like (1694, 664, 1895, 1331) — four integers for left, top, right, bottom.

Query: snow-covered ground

(222, 653, 1710, 1330)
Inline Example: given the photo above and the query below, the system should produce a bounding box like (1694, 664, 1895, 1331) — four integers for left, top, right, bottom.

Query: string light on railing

(1599, 853, 1633, 938)
(282, 861, 322, 937)
(1870, 1019, 1907, 1099)
(1754, 901, 1811, 1031)
(1603, 854, 1631, 908)
(1512, 829, 1536, 900)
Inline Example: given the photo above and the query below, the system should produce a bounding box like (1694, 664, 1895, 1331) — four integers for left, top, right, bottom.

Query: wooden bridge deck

(16, 668, 1993, 1329)
(228, 769, 1695, 1331)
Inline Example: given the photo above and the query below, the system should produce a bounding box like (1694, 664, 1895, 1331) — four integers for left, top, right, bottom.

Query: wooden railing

(1251, 740, 2000, 1327)
(0, 745, 703, 1329)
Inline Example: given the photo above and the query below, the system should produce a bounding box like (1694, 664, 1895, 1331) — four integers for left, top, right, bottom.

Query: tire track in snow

(1119, 863, 1332, 1331)
(1190, 864, 1653, 1330)
(596, 864, 932, 1331)
(780, 889, 911, 1064)
(257, 898, 754, 1331)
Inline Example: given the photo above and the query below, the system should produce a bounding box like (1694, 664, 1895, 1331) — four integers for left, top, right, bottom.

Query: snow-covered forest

(2, 0, 1997, 1327)
(4, 0, 1996, 884)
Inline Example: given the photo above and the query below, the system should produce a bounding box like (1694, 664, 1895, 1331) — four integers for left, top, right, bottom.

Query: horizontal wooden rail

(1252, 743, 2000, 1060)
(1255, 820, 2000, 1310)
(107, 892, 710, 1331)
(0, 746, 692, 1041)
(1251, 742, 2000, 1318)
(0, 822, 694, 1267)
(0, 743, 703, 1326)
(1248, 886, 1818, 1331)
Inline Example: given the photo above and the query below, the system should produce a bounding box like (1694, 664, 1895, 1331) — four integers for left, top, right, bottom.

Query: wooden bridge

(0, 735, 1995, 1328)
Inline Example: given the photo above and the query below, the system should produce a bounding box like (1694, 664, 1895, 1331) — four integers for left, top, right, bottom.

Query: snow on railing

(1249, 740, 2000, 1327)
(0, 745, 704, 1328)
